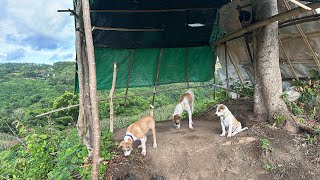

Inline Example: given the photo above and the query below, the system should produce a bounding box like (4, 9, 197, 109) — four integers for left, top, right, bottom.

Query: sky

(0, 0, 75, 64)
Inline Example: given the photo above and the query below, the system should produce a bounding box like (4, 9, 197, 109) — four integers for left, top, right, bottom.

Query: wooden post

(124, 49, 134, 106)
(225, 43, 230, 97)
(75, 0, 86, 140)
(152, 48, 163, 106)
(212, 11, 220, 100)
(81, 0, 101, 179)
(185, 48, 190, 88)
(109, 63, 117, 133)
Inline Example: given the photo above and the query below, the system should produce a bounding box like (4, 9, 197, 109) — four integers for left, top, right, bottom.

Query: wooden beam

(214, 2, 320, 46)
(109, 63, 117, 133)
(92, 26, 164, 32)
(279, 14, 320, 28)
(279, 39, 299, 80)
(91, 8, 217, 13)
(81, 0, 101, 179)
(57, 9, 79, 18)
(152, 49, 163, 106)
(124, 49, 134, 106)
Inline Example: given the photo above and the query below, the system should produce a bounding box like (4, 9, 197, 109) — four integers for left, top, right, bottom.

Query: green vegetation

(0, 62, 228, 179)
(259, 138, 273, 153)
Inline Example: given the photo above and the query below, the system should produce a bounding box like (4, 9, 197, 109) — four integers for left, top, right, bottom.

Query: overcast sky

(0, 0, 75, 64)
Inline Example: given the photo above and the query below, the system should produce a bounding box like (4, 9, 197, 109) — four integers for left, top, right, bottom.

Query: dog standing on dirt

(170, 90, 195, 129)
(215, 104, 248, 137)
(118, 105, 157, 156)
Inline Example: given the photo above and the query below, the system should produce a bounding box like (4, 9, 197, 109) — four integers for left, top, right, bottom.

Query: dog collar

(125, 134, 134, 141)
(223, 111, 231, 118)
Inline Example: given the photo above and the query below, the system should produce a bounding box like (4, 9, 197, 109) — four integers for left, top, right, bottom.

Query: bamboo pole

(81, 0, 101, 179)
(92, 26, 164, 32)
(283, 0, 320, 71)
(91, 7, 217, 13)
(124, 49, 134, 106)
(225, 43, 230, 97)
(214, 2, 320, 46)
(152, 48, 163, 106)
(213, 11, 220, 100)
(226, 47, 245, 86)
(279, 39, 299, 80)
(109, 63, 117, 133)
(185, 48, 190, 88)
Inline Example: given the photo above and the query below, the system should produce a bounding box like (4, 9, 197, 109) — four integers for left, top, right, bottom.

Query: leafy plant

(262, 162, 277, 172)
(259, 138, 272, 152)
(273, 114, 285, 126)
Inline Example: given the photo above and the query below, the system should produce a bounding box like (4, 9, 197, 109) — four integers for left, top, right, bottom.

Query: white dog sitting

(170, 90, 194, 129)
(215, 104, 248, 137)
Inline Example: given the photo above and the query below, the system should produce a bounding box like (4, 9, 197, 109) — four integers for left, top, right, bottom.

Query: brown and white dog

(118, 105, 157, 156)
(170, 90, 194, 129)
(215, 104, 248, 137)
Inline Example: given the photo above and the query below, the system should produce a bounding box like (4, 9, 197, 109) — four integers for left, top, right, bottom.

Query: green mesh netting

(80, 46, 214, 90)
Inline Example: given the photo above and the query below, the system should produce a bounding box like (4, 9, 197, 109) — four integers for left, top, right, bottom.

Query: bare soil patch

(106, 99, 320, 180)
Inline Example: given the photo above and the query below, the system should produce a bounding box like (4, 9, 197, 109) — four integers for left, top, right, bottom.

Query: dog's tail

(149, 104, 154, 117)
(239, 127, 248, 133)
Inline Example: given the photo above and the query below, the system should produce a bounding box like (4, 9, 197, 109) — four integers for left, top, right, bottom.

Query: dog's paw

(153, 143, 157, 149)
(220, 133, 226, 137)
(189, 126, 194, 129)
(141, 150, 146, 156)
(138, 145, 142, 149)
(227, 134, 232, 138)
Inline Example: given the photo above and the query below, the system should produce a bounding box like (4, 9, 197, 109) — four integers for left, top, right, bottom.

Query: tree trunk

(75, 0, 86, 141)
(82, 0, 101, 179)
(252, 0, 296, 127)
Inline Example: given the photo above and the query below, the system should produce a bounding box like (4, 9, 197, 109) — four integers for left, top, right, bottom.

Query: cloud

(50, 53, 74, 61)
(6, 49, 26, 61)
(22, 34, 59, 50)
(0, 0, 75, 64)
(0, 0, 8, 20)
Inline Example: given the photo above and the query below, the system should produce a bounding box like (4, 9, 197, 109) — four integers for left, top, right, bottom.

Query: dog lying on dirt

(169, 90, 195, 129)
(118, 105, 157, 156)
(215, 104, 248, 137)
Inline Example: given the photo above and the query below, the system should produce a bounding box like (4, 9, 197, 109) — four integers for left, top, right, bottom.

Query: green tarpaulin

(93, 46, 213, 90)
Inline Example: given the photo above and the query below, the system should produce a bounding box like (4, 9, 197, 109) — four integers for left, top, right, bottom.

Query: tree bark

(82, 0, 101, 179)
(252, 0, 294, 125)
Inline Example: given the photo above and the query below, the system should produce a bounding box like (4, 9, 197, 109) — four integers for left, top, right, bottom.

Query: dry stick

(214, 2, 320, 46)
(152, 48, 163, 106)
(279, 39, 299, 80)
(81, 0, 101, 179)
(35, 104, 80, 118)
(5, 122, 27, 149)
(109, 63, 117, 133)
(283, 0, 320, 71)
(124, 49, 134, 106)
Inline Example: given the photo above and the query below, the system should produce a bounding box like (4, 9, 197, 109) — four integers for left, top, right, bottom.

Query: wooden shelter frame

(53, 1, 320, 179)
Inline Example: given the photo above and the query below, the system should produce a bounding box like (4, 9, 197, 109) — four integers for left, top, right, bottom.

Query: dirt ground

(105, 99, 320, 180)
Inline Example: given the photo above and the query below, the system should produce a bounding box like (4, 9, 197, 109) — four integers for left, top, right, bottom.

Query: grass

(0, 132, 18, 151)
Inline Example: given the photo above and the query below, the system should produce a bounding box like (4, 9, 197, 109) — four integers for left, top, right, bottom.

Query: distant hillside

(0, 62, 75, 132)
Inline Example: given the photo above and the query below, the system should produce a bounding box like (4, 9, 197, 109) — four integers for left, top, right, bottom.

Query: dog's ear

(118, 141, 124, 148)
(168, 115, 173, 121)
